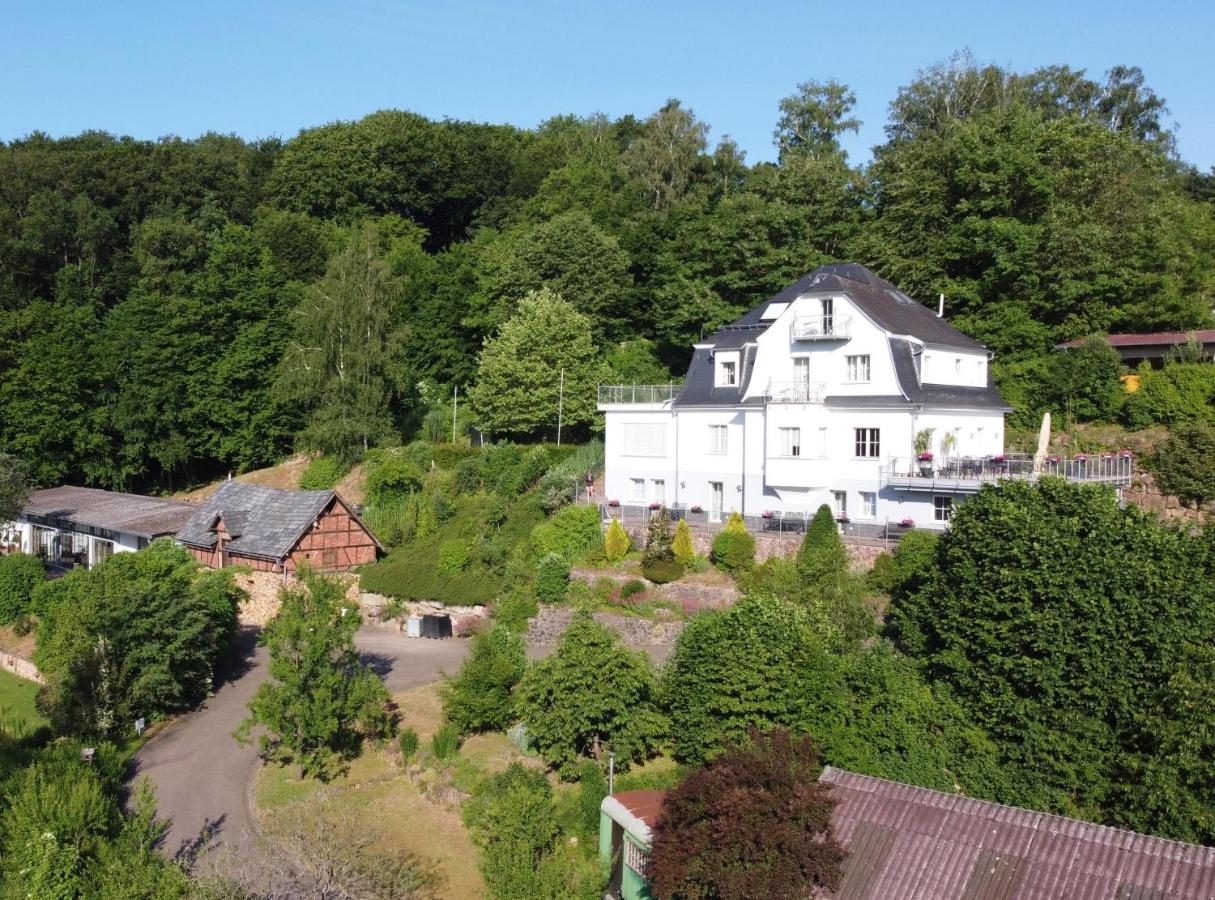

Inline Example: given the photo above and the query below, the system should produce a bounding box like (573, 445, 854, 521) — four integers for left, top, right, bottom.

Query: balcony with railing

(881, 452, 1135, 492)
(597, 383, 681, 406)
(791, 314, 851, 341)
(763, 380, 827, 403)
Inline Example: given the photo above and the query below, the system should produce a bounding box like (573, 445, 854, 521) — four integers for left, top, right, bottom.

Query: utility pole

(452, 385, 458, 443)
(556, 368, 565, 446)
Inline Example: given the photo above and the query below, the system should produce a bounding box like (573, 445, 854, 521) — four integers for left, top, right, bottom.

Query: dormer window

(715, 353, 739, 387)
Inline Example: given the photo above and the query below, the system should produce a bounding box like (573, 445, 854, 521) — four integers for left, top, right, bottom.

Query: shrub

(398, 727, 419, 763)
(494, 590, 539, 632)
(1048, 335, 1125, 422)
(671, 518, 695, 565)
(642, 559, 684, 584)
(299, 455, 348, 490)
(642, 508, 673, 566)
(431, 723, 460, 761)
(574, 760, 608, 844)
(479, 442, 523, 494)
(603, 518, 630, 562)
(452, 455, 482, 494)
(710, 524, 755, 574)
(364, 450, 424, 505)
(535, 553, 570, 603)
(0, 553, 44, 623)
(530, 503, 602, 563)
(537, 473, 577, 512)
(1153, 423, 1215, 506)
(519, 613, 666, 778)
(441, 625, 527, 734)
(797, 504, 849, 597)
(431, 442, 478, 470)
(399, 440, 434, 471)
(619, 579, 647, 600)
(866, 551, 897, 593)
(436, 540, 469, 575)
(886, 530, 940, 612)
(648, 729, 845, 900)
(1123, 361, 1215, 428)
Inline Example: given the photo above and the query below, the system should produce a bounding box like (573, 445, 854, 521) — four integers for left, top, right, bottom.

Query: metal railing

(597, 384, 680, 405)
(763, 380, 828, 403)
(791, 314, 851, 340)
(596, 501, 923, 547)
(882, 453, 1134, 487)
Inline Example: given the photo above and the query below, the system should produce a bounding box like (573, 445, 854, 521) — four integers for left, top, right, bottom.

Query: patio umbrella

(1032, 411, 1051, 475)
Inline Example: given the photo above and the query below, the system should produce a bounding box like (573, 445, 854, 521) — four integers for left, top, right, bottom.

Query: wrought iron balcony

(791, 314, 851, 341)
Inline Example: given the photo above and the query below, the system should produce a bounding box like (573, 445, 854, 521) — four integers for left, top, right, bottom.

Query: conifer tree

(672, 518, 695, 565)
(798, 504, 849, 598)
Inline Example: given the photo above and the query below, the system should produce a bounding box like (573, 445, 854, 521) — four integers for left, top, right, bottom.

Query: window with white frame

(652, 479, 665, 504)
(630, 478, 646, 501)
(716, 355, 739, 387)
(934, 496, 953, 522)
(831, 490, 847, 517)
(854, 428, 880, 458)
(778, 427, 801, 457)
(860, 491, 877, 519)
(622, 423, 666, 457)
(709, 424, 728, 454)
(846, 355, 871, 383)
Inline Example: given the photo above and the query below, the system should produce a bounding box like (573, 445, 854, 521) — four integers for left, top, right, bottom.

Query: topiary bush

(642, 559, 684, 584)
(642, 508, 673, 567)
(711, 521, 755, 574)
(299, 455, 348, 490)
(398, 727, 419, 763)
(431, 723, 461, 761)
(672, 518, 695, 565)
(0, 553, 45, 623)
(536, 553, 570, 603)
(797, 504, 849, 599)
(603, 518, 630, 562)
(494, 590, 539, 632)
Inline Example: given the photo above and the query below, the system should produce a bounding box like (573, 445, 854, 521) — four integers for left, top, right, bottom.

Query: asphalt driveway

(130, 624, 471, 863)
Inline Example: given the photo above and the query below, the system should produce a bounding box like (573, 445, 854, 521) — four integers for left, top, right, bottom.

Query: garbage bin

(420, 614, 452, 639)
(405, 616, 422, 638)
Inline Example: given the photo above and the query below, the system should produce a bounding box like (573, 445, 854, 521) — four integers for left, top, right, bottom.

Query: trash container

(420, 614, 452, 639)
(405, 616, 422, 638)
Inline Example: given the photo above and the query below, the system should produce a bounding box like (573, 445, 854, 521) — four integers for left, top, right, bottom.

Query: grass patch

(0, 669, 46, 733)
(360, 491, 544, 604)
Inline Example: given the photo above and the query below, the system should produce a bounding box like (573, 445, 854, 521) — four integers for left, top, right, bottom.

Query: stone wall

(1124, 471, 1209, 525)
(617, 523, 886, 571)
(357, 592, 491, 637)
(526, 605, 685, 649)
(0, 650, 43, 684)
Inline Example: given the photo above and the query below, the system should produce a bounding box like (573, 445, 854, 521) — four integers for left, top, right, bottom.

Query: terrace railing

(882, 452, 1134, 490)
(597, 384, 680, 405)
(763, 380, 828, 403)
(791, 314, 851, 341)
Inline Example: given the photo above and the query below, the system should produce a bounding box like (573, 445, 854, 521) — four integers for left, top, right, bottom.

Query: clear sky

(2, 0, 1213, 170)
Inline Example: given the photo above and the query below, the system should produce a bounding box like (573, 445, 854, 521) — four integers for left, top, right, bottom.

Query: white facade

(600, 280, 1006, 530)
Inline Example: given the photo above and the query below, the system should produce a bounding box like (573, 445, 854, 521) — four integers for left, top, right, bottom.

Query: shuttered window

(622, 423, 667, 457)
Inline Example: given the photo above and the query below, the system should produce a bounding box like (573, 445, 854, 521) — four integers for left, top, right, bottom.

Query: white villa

(599, 263, 1130, 530)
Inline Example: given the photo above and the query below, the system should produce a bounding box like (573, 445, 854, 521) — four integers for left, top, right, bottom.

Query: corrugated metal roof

(22, 486, 196, 539)
(822, 768, 1215, 899)
(1058, 331, 1215, 349)
(613, 789, 667, 828)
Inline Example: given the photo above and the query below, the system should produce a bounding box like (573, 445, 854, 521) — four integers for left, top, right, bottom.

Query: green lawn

(0, 668, 47, 733)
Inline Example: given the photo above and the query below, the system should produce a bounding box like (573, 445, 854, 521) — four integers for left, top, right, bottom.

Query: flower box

(991, 454, 1006, 463)
(1073, 454, 1088, 462)
(1120, 449, 1135, 458)
(899, 518, 914, 527)
(836, 515, 850, 524)
(916, 452, 934, 461)
(690, 505, 703, 513)
(648, 502, 661, 510)
(761, 510, 776, 519)
(607, 499, 620, 507)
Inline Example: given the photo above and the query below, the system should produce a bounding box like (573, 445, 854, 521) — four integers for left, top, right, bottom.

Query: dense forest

(2, 52, 1213, 491)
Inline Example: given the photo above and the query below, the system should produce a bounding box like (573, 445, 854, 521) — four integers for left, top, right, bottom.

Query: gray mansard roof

(176, 480, 354, 561)
(675, 264, 1005, 410)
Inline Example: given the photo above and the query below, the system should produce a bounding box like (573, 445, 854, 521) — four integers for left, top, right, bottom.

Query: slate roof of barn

(21, 486, 196, 539)
(176, 480, 379, 561)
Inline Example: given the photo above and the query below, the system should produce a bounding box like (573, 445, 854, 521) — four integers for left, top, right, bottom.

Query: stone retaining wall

(357, 592, 491, 636)
(617, 524, 886, 571)
(0, 650, 43, 684)
(1124, 471, 1208, 524)
(526, 605, 685, 648)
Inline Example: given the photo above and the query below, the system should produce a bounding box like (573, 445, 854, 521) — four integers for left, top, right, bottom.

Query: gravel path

(130, 625, 471, 864)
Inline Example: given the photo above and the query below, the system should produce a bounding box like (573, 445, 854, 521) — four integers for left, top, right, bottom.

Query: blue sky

(3, 0, 1213, 169)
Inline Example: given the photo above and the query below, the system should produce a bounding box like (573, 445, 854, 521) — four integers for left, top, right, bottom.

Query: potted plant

(899, 517, 914, 527)
(690, 505, 703, 513)
(914, 428, 935, 476)
(761, 510, 776, 519)
(608, 498, 620, 507)
(835, 513, 850, 524)
(648, 501, 662, 511)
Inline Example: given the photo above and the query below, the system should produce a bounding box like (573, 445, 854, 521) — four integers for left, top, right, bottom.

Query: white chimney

(937, 293, 945, 318)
